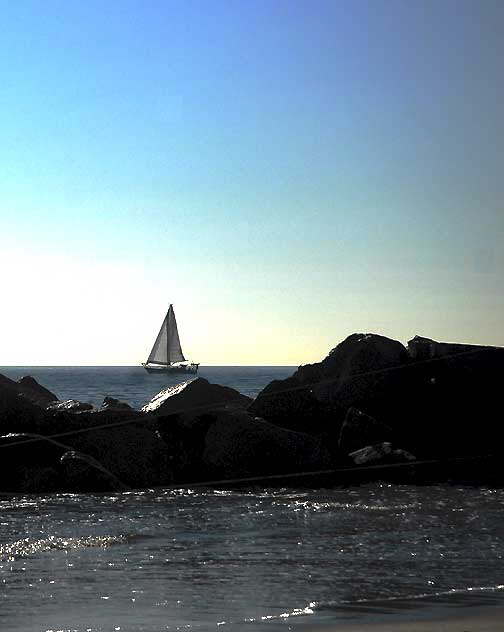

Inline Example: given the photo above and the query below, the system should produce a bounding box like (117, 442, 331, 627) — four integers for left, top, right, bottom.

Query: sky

(0, 0, 503, 365)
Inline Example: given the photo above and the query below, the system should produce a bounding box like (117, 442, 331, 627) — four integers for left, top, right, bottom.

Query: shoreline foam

(300, 605, 504, 631)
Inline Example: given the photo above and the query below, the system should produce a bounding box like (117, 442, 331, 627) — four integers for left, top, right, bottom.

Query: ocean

(1, 367, 504, 631)
(0, 366, 296, 410)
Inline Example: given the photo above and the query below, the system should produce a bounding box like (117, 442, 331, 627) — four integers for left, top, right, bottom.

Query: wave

(282, 500, 421, 512)
(232, 584, 504, 627)
(18, 584, 504, 632)
(0, 533, 142, 562)
(309, 583, 504, 611)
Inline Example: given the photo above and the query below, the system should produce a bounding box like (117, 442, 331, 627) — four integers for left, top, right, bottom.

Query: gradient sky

(1, 0, 503, 365)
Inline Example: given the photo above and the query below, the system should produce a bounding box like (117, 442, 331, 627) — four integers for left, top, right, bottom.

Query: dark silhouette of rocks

(202, 412, 332, 480)
(0, 375, 257, 492)
(101, 396, 133, 411)
(248, 333, 410, 435)
(407, 335, 495, 360)
(0, 375, 46, 430)
(0, 331, 503, 494)
(250, 333, 504, 462)
(60, 449, 129, 492)
(338, 407, 392, 454)
(349, 442, 415, 466)
(154, 407, 333, 483)
(16, 376, 59, 407)
(0, 374, 171, 492)
(0, 432, 65, 493)
(62, 421, 171, 490)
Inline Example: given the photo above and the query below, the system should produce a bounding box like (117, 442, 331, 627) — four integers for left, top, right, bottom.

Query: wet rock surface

(101, 396, 133, 411)
(142, 377, 252, 414)
(46, 399, 94, 413)
(349, 442, 415, 466)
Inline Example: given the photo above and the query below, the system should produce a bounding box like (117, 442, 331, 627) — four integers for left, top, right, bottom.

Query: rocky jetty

(0, 334, 502, 493)
(250, 333, 504, 460)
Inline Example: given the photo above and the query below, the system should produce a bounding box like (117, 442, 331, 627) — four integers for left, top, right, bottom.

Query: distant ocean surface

(1, 367, 504, 631)
(0, 366, 297, 409)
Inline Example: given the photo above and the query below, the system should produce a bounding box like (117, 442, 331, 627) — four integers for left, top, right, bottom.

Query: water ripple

(0, 534, 139, 562)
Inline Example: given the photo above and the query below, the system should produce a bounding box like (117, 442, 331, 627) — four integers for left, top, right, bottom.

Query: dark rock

(0, 374, 48, 431)
(250, 333, 504, 461)
(47, 399, 94, 413)
(301, 333, 410, 384)
(349, 442, 415, 466)
(246, 376, 323, 435)
(407, 335, 494, 361)
(349, 441, 393, 465)
(154, 406, 335, 483)
(338, 407, 392, 454)
(142, 377, 252, 415)
(249, 333, 409, 435)
(0, 432, 67, 493)
(0, 392, 173, 492)
(202, 410, 333, 480)
(397, 340, 504, 457)
(101, 396, 133, 411)
(392, 448, 417, 462)
(17, 376, 59, 407)
(60, 450, 129, 492)
(0, 419, 169, 493)
(154, 410, 215, 482)
(64, 417, 172, 489)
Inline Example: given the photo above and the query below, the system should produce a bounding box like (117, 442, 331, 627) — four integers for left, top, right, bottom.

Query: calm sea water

(1, 368, 504, 631)
(0, 366, 296, 409)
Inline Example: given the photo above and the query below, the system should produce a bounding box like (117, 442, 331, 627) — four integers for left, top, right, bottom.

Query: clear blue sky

(1, 0, 503, 364)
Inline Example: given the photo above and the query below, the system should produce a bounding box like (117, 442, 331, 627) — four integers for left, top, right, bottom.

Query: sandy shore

(300, 606, 504, 631)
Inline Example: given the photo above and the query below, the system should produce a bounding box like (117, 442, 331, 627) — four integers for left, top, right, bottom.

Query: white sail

(166, 305, 186, 363)
(147, 305, 186, 365)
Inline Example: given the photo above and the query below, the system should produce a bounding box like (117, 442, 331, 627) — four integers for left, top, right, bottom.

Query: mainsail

(147, 305, 186, 365)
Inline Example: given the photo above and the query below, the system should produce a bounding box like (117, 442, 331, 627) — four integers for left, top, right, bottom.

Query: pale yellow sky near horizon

(1, 248, 502, 366)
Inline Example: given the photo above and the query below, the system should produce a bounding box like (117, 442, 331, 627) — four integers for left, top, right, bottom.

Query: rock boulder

(17, 376, 59, 407)
(202, 411, 333, 480)
(47, 399, 94, 413)
(142, 377, 252, 415)
(101, 396, 133, 411)
(249, 333, 410, 435)
(349, 442, 415, 466)
(338, 407, 392, 454)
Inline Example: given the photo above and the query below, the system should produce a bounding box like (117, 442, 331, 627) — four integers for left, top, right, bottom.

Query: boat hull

(142, 363, 199, 374)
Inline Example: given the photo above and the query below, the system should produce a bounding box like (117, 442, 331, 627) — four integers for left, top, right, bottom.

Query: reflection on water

(1, 484, 504, 630)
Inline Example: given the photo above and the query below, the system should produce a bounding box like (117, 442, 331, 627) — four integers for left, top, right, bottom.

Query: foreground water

(1, 485, 504, 631)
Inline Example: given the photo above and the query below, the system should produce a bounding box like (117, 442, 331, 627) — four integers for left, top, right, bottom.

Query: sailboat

(142, 305, 199, 374)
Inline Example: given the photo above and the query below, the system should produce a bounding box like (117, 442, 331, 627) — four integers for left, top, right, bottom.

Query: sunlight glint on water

(1, 485, 504, 631)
